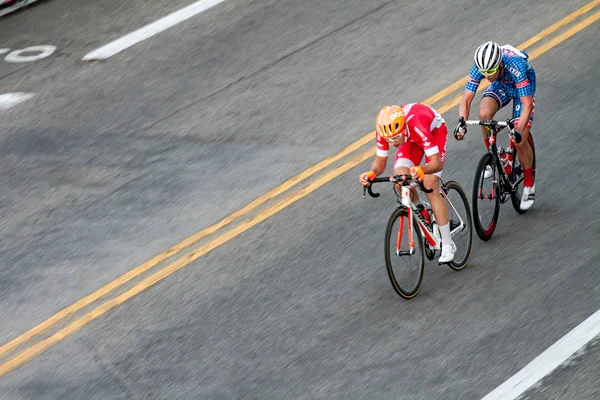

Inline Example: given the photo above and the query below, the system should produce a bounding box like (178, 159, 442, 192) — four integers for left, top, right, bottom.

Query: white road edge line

(481, 308, 600, 400)
(82, 0, 227, 61)
(0, 93, 35, 110)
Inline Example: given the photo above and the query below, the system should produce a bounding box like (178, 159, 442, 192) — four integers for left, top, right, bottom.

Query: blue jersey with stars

(466, 45, 536, 99)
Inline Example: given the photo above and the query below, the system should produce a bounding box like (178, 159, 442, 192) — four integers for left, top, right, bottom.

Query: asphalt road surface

(0, 0, 599, 398)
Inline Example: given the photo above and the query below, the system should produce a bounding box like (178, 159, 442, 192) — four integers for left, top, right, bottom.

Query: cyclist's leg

(512, 95, 536, 209)
(423, 125, 456, 262)
(422, 125, 447, 226)
(393, 142, 424, 205)
(422, 171, 455, 264)
(424, 174, 444, 222)
(480, 83, 510, 150)
(512, 95, 535, 181)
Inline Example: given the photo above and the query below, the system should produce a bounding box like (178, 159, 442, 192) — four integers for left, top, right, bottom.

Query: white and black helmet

(473, 41, 502, 71)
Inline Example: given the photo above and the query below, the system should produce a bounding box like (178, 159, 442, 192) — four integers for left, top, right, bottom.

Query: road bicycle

(461, 117, 536, 241)
(364, 174, 473, 299)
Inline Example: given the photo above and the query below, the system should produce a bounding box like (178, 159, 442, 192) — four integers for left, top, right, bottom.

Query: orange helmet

(376, 105, 406, 139)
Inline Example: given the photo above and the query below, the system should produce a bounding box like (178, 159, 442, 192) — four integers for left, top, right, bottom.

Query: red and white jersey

(375, 103, 445, 157)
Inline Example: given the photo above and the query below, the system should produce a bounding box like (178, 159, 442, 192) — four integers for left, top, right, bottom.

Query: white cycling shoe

(520, 184, 535, 210)
(439, 242, 456, 263)
(483, 165, 493, 179)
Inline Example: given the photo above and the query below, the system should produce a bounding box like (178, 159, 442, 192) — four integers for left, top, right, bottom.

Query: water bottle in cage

(416, 204, 431, 225)
(505, 147, 514, 175)
(499, 148, 512, 175)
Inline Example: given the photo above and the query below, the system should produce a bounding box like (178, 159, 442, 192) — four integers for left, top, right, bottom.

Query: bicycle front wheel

(472, 152, 501, 241)
(511, 133, 536, 214)
(385, 207, 425, 299)
(442, 181, 473, 271)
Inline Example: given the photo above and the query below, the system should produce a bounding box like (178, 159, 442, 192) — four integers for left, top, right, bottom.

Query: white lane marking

(82, 0, 227, 61)
(0, 49, 10, 55)
(4, 45, 56, 63)
(0, 93, 35, 110)
(481, 309, 600, 400)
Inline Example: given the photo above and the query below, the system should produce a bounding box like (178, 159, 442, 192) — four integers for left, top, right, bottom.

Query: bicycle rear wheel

(472, 152, 501, 241)
(442, 181, 473, 271)
(385, 207, 425, 299)
(511, 133, 536, 214)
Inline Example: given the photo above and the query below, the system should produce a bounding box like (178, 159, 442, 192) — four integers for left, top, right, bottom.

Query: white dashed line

(82, 0, 227, 61)
(481, 309, 600, 400)
(0, 93, 35, 110)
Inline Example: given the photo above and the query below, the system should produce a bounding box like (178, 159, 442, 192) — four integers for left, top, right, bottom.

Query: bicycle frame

(364, 175, 467, 256)
(365, 174, 473, 297)
(396, 184, 438, 255)
(485, 128, 512, 200)
(465, 119, 522, 201)
(395, 182, 466, 255)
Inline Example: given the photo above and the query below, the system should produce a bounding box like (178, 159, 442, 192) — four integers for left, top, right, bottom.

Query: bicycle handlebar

(458, 117, 520, 143)
(458, 117, 515, 130)
(459, 116, 515, 130)
(363, 174, 433, 198)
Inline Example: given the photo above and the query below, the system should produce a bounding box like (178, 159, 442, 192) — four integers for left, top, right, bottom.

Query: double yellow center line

(1, 0, 599, 378)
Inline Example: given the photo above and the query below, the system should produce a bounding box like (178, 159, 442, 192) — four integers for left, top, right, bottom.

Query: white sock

(439, 223, 452, 246)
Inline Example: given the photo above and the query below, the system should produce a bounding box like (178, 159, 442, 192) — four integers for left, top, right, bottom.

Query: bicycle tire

(385, 207, 425, 299)
(472, 152, 501, 241)
(443, 181, 473, 271)
(511, 133, 536, 214)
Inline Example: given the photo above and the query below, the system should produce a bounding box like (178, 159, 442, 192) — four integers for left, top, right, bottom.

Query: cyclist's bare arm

(516, 94, 533, 134)
(359, 155, 387, 186)
(459, 90, 475, 121)
(370, 155, 388, 175)
(456, 90, 476, 139)
(421, 153, 443, 175)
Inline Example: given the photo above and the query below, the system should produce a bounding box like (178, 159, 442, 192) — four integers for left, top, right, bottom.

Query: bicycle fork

(395, 210, 414, 256)
(395, 185, 415, 256)
(396, 186, 415, 256)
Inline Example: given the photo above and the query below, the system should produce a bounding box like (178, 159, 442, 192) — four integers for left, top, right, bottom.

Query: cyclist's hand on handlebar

(409, 166, 425, 181)
(359, 170, 376, 186)
(510, 129, 523, 144)
(454, 118, 466, 140)
(506, 118, 523, 144)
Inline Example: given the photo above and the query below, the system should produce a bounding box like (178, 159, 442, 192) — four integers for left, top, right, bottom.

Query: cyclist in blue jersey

(454, 41, 536, 210)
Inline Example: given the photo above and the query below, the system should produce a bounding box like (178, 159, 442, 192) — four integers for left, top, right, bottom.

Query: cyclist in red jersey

(359, 103, 456, 263)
